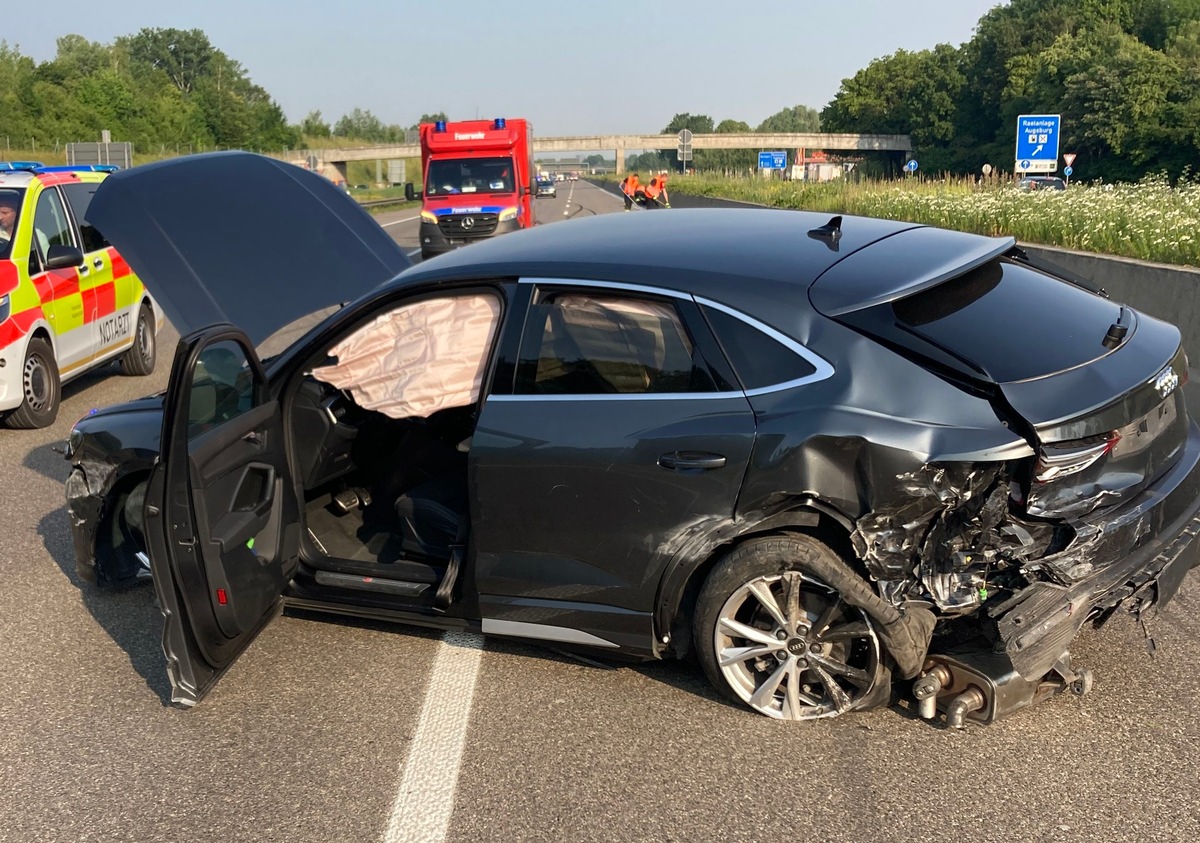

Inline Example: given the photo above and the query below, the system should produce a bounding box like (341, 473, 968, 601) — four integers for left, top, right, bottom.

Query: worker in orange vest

(655, 170, 670, 207)
(620, 172, 640, 211)
(643, 172, 669, 209)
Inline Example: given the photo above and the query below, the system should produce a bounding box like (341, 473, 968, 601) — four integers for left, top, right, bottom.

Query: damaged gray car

(64, 153, 1200, 726)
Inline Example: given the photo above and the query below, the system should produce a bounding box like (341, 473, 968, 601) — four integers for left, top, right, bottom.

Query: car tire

(119, 303, 156, 376)
(694, 534, 889, 720)
(4, 336, 60, 429)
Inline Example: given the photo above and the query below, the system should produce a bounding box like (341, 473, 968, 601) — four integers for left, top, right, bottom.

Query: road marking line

(406, 248, 422, 257)
(382, 215, 420, 228)
(382, 630, 484, 843)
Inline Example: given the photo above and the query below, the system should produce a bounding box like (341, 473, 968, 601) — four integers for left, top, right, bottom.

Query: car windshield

(426, 157, 515, 196)
(0, 188, 24, 260)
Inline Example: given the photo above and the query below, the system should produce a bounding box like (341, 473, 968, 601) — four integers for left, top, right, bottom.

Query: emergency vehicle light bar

(0, 162, 120, 174)
(36, 165, 121, 174)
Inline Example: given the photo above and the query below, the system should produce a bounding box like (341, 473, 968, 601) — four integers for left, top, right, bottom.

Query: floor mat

(305, 499, 407, 564)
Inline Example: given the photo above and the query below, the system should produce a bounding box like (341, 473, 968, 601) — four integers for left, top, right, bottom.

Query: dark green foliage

(0, 30, 300, 153)
(821, 1, 1200, 179)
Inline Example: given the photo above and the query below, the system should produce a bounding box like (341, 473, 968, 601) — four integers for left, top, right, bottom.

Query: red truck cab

(406, 118, 536, 260)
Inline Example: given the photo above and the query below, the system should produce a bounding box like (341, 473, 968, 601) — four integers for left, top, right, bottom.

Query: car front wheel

(4, 336, 60, 429)
(695, 535, 888, 720)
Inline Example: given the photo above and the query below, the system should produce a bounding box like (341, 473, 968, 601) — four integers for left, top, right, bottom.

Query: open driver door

(144, 326, 299, 706)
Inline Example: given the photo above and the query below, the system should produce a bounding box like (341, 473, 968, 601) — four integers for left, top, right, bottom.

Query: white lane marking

(382, 630, 484, 843)
(406, 248, 422, 257)
(382, 215, 420, 228)
(563, 180, 577, 216)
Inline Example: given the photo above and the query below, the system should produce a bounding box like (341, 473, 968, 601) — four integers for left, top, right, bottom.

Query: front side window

(312, 293, 502, 418)
(60, 182, 110, 252)
(0, 188, 23, 261)
(515, 292, 716, 395)
(189, 340, 258, 437)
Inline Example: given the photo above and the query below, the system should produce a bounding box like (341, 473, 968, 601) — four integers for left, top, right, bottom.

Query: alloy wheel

(714, 571, 880, 720)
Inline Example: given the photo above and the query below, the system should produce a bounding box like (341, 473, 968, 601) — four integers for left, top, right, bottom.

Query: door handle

(658, 451, 727, 471)
(92, 257, 105, 269)
(242, 431, 263, 447)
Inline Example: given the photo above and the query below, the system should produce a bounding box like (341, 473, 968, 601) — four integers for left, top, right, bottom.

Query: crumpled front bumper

(65, 465, 104, 584)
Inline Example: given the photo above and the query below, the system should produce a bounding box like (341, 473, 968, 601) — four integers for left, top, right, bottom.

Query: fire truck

(405, 119, 536, 260)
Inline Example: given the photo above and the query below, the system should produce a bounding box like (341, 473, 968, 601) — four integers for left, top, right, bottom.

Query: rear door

(470, 280, 756, 648)
(144, 326, 298, 706)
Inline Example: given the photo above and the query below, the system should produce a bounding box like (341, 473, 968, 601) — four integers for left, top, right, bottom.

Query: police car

(0, 163, 160, 428)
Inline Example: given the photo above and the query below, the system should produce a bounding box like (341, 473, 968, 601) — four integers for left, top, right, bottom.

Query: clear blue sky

(6, 0, 1005, 135)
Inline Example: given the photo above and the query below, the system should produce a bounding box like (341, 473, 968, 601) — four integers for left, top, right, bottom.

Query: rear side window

(702, 305, 817, 390)
(516, 293, 716, 395)
(892, 259, 1123, 383)
(61, 182, 110, 252)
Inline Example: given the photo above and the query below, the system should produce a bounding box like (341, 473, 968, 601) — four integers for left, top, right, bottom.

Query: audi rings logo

(460, 217, 475, 230)
(1154, 365, 1179, 399)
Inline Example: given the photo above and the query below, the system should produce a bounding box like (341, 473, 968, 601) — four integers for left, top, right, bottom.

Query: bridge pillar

(320, 159, 349, 185)
(615, 148, 625, 175)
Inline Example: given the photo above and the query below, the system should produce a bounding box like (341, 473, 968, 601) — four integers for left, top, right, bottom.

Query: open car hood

(89, 152, 412, 345)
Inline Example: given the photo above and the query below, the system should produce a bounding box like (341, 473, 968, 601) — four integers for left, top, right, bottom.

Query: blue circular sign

(906, 159, 918, 172)
(1064, 166, 1074, 177)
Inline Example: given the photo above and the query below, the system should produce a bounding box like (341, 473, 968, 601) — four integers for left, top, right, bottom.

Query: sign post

(676, 129, 693, 169)
(1015, 114, 1061, 174)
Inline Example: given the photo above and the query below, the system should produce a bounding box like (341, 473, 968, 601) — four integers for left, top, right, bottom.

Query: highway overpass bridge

(283, 133, 912, 181)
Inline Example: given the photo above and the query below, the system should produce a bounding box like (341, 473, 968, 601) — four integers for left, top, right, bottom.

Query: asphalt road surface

(2, 179, 1198, 843)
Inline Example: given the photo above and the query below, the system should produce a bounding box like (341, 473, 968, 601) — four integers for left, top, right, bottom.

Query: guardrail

(357, 197, 414, 208)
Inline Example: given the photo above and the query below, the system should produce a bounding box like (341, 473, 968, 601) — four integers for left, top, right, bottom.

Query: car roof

(400, 209, 921, 297)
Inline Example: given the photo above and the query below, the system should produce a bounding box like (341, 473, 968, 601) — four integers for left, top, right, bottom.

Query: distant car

(555, 173, 565, 182)
(536, 177, 557, 197)
(1018, 176, 1066, 191)
(66, 153, 1199, 729)
(0, 163, 161, 428)
(568, 171, 579, 181)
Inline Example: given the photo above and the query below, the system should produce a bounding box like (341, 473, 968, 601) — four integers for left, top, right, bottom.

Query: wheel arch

(654, 499, 860, 661)
(92, 467, 154, 585)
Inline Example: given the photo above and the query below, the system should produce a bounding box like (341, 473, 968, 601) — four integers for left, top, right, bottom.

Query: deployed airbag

(312, 294, 500, 418)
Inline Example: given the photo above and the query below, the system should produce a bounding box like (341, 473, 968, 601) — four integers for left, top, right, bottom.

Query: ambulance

(405, 119, 537, 260)
(0, 164, 160, 428)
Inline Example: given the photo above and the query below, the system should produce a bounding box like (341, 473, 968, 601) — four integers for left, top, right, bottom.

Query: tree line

(0, 28, 448, 154)
(821, 0, 1200, 180)
(5, 5, 1198, 181)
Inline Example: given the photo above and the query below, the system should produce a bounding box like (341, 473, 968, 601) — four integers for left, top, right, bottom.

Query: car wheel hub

(138, 315, 154, 362)
(23, 354, 49, 410)
(714, 571, 880, 720)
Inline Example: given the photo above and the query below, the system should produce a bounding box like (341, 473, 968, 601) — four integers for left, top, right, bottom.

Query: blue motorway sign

(758, 151, 788, 170)
(906, 159, 918, 172)
(1015, 114, 1060, 173)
